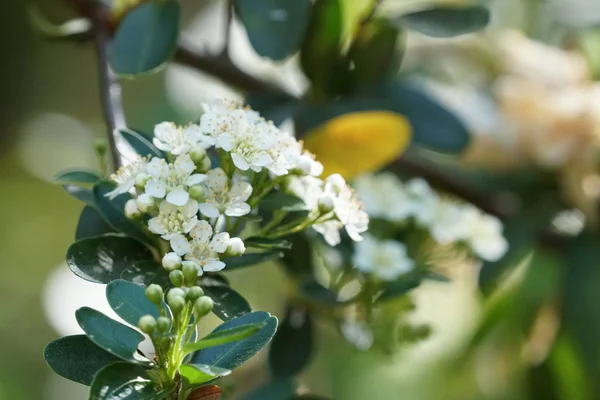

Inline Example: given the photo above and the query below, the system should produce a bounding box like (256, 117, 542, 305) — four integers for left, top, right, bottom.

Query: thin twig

(221, 0, 233, 57)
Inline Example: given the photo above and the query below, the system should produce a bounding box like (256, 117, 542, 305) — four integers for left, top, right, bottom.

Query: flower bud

(94, 138, 108, 157)
(194, 296, 214, 317)
(145, 284, 163, 305)
(135, 172, 151, 189)
(189, 185, 205, 201)
(168, 296, 185, 315)
(125, 199, 141, 219)
(166, 288, 186, 303)
(182, 261, 200, 285)
(162, 252, 182, 271)
(190, 146, 207, 164)
(169, 270, 184, 287)
(186, 286, 204, 302)
(318, 194, 335, 214)
(225, 237, 246, 257)
(138, 315, 156, 334)
(326, 174, 346, 191)
(294, 156, 313, 176)
(136, 193, 155, 212)
(156, 316, 171, 333)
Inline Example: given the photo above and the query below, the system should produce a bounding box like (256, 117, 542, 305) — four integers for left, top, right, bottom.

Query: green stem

(254, 210, 288, 237)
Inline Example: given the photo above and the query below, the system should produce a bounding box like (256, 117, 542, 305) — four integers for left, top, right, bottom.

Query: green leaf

(67, 234, 154, 284)
(234, 0, 311, 61)
(90, 362, 173, 400)
(268, 306, 313, 378)
(281, 233, 313, 278)
(120, 260, 172, 288)
(222, 251, 283, 271)
(298, 279, 342, 306)
(244, 237, 292, 250)
(179, 364, 231, 385)
(120, 128, 165, 158)
(246, 92, 299, 126)
(202, 285, 251, 321)
(76, 307, 151, 366)
(191, 311, 278, 369)
(260, 192, 308, 212)
(93, 180, 154, 247)
(243, 378, 295, 400)
(63, 184, 96, 207)
(76, 206, 115, 240)
(395, 5, 490, 38)
(183, 322, 265, 353)
(110, 1, 180, 76)
(44, 335, 121, 386)
(106, 279, 161, 327)
(53, 169, 101, 185)
(378, 272, 422, 302)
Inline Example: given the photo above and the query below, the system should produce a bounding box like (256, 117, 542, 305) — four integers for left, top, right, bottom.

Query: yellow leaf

(303, 111, 412, 179)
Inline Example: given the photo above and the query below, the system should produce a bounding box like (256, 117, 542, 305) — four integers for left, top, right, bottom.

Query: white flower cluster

(354, 173, 508, 262)
(353, 235, 414, 281)
(108, 101, 369, 276)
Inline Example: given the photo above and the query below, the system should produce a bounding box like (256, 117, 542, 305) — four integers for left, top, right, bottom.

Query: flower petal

(230, 181, 253, 202)
(198, 202, 221, 218)
(231, 153, 250, 171)
(211, 232, 230, 253)
(217, 133, 235, 151)
(186, 174, 206, 186)
(203, 260, 226, 272)
(170, 234, 191, 255)
(225, 202, 251, 217)
(145, 179, 166, 199)
(167, 189, 190, 206)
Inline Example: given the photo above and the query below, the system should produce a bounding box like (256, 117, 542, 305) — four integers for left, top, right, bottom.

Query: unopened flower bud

(162, 252, 182, 271)
(166, 288, 185, 303)
(138, 315, 156, 334)
(94, 137, 107, 158)
(318, 194, 335, 214)
(135, 172, 151, 189)
(326, 174, 346, 191)
(226, 237, 246, 257)
(125, 199, 141, 219)
(169, 270, 184, 287)
(145, 284, 163, 305)
(167, 291, 186, 315)
(194, 296, 214, 317)
(294, 156, 313, 176)
(189, 185, 205, 200)
(156, 316, 171, 332)
(136, 193, 155, 212)
(186, 286, 204, 301)
(182, 261, 200, 285)
(190, 146, 207, 163)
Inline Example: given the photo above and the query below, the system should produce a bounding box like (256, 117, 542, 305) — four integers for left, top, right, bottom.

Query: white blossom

(144, 154, 205, 206)
(153, 122, 213, 155)
(197, 168, 252, 218)
(340, 321, 374, 351)
(106, 156, 148, 198)
(169, 221, 229, 272)
(458, 206, 508, 262)
(354, 173, 415, 222)
(147, 199, 199, 240)
(353, 235, 414, 281)
(322, 174, 369, 243)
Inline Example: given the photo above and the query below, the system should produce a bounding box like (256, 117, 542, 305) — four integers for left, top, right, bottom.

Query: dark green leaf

(269, 306, 313, 378)
(93, 180, 154, 247)
(222, 251, 284, 271)
(243, 378, 295, 400)
(246, 92, 299, 126)
(395, 5, 490, 38)
(234, 0, 311, 61)
(120, 128, 165, 158)
(281, 233, 313, 278)
(121, 260, 172, 288)
(260, 192, 307, 212)
(422, 270, 451, 283)
(44, 335, 121, 386)
(202, 285, 251, 321)
(378, 272, 422, 301)
(67, 234, 154, 283)
(76, 206, 115, 240)
(53, 169, 101, 185)
(183, 323, 265, 353)
(110, 1, 180, 76)
(191, 311, 278, 369)
(90, 362, 173, 400)
(245, 237, 292, 250)
(179, 364, 231, 385)
(76, 307, 151, 366)
(106, 279, 161, 327)
(299, 279, 342, 306)
(63, 184, 95, 207)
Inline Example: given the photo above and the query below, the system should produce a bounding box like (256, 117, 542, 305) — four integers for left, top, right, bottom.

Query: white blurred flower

(106, 156, 148, 198)
(153, 122, 214, 155)
(148, 199, 199, 240)
(354, 173, 414, 222)
(144, 154, 205, 206)
(459, 207, 508, 262)
(323, 174, 369, 243)
(169, 220, 229, 272)
(286, 175, 324, 210)
(353, 235, 414, 281)
(197, 168, 253, 218)
(340, 321, 374, 351)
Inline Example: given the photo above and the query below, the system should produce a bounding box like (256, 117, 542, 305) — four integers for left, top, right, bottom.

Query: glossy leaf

(202, 285, 251, 321)
(234, 0, 311, 61)
(222, 251, 284, 271)
(67, 234, 154, 283)
(75, 206, 115, 240)
(395, 5, 490, 38)
(260, 192, 307, 212)
(44, 335, 121, 386)
(93, 181, 154, 247)
(269, 306, 313, 377)
(180, 364, 231, 385)
(53, 169, 101, 185)
(378, 271, 422, 301)
(90, 362, 173, 399)
(244, 237, 292, 250)
(299, 279, 343, 306)
(191, 311, 278, 369)
(120, 128, 165, 158)
(76, 307, 151, 366)
(63, 184, 95, 207)
(106, 279, 162, 327)
(110, 1, 180, 76)
(183, 323, 264, 353)
(120, 260, 171, 288)
(243, 378, 295, 400)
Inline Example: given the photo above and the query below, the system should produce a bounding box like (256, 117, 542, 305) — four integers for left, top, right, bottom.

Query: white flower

(313, 220, 344, 247)
(197, 168, 252, 218)
(354, 173, 414, 222)
(106, 156, 148, 198)
(169, 221, 229, 272)
(147, 199, 199, 240)
(459, 208, 508, 262)
(285, 176, 324, 210)
(322, 174, 369, 242)
(153, 122, 214, 156)
(340, 321, 373, 351)
(162, 252, 182, 271)
(423, 200, 466, 244)
(353, 235, 414, 281)
(144, 154, 205, 206)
